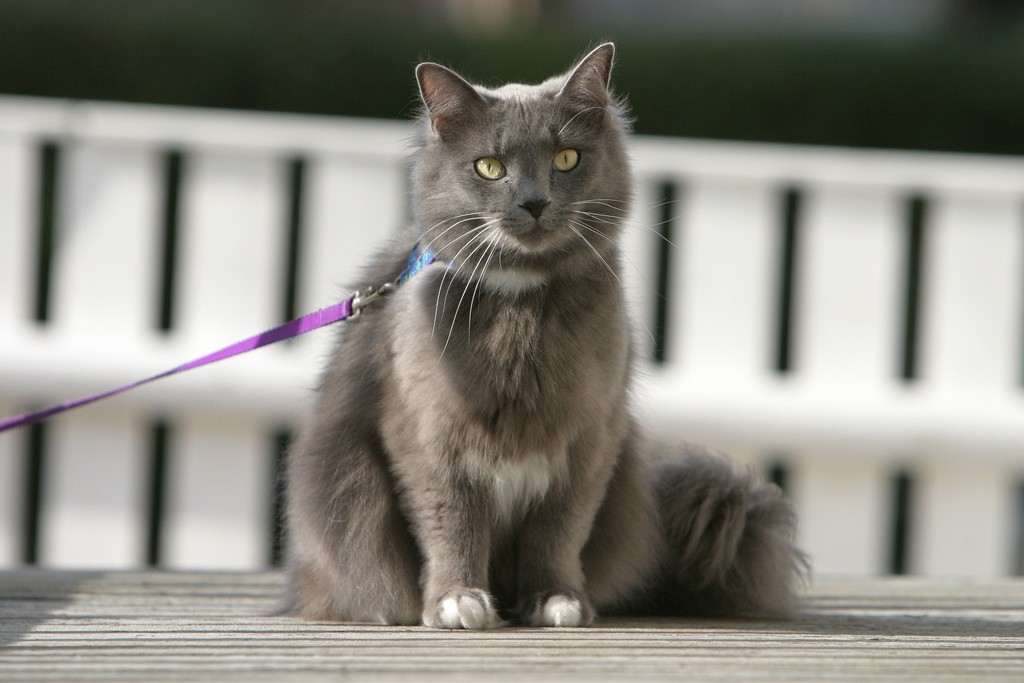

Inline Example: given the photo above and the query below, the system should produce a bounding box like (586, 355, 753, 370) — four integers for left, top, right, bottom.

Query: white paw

(539, 594, 584, 627)
(434, 592, 499, 630)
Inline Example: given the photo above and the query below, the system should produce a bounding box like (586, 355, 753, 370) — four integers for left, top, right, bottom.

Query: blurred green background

(1, 0, 1022, 154)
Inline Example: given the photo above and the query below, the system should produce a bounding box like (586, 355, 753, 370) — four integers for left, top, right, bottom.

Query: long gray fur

(284, 43, 808, 628)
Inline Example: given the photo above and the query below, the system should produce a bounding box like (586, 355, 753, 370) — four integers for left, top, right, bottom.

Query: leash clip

(350, 282, 397, 320)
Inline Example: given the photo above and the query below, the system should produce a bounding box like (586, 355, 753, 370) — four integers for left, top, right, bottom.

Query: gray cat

(284, 43, 807, 628)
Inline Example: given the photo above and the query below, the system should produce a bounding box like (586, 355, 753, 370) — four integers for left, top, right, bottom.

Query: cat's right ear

(416, 63, 486, 140)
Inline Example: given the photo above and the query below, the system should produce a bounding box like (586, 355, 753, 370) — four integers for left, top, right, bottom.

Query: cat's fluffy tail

(649, 449, 810, 618)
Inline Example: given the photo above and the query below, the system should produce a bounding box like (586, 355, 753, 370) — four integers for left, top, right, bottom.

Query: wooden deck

(1, 571, 1021, 681)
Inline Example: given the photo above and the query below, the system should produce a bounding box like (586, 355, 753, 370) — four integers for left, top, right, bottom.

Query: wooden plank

(913, 462, 1016, 577)
(920, 192, 1023, 390)
(162, 418, 273, 570)
(50, 143, 162, 338)
(175, 151, 286, 340)
(668, 178, 778, 382)
(791, 456, 890, 575)
(0, 401, 24, 565)
(0, 96, 410, 157)
(794, 186, 904, 385)
(0, 572, 1022, 682)
(631, 134, 1024, 194)
(39, 412, 148, 568)
(0, 137, 35, 336)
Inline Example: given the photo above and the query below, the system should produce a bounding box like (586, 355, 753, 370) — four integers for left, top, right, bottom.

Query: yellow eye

(474, 157, 505, 180)
(553, 149, 580, 172)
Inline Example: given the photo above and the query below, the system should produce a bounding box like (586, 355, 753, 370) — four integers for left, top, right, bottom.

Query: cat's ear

(557, 42, 615, 114)
(416, 63, 486, 140)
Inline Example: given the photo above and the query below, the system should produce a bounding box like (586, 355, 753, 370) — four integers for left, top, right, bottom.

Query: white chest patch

(491, 452, 551, 522)
(481, 268, 547, 297)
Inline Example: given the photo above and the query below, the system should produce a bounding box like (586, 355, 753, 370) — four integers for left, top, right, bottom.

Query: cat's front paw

(520, 591, 594, 627)
(423, 588, 502, 630)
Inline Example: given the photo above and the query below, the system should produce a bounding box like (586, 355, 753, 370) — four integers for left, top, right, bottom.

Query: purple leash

(0, 244, 438, 434)
(0, 298, 354, 433)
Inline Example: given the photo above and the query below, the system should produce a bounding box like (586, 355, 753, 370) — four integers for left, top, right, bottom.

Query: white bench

(1, 96, 1021, 576)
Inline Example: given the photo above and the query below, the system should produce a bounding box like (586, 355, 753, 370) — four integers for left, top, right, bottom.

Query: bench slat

(51, 144, 162, 337)
(670, 178, 777, 382)
(41, 411, 148, 567)
(915, 462, 1016, 576)
(0, 400, 24, 565)
(794, 456, 890, 575)
(176, 151, 286, 339)
(795, 186, 904, 384)
(921, 192, 1023, 390)
(0, 138, 35, 336)
(163, 418, 272, 569)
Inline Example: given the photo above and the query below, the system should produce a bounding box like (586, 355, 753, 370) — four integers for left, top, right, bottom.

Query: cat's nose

(519, 198, 550, 219)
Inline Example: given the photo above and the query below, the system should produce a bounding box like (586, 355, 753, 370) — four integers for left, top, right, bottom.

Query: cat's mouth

(503, 219, 567, 254)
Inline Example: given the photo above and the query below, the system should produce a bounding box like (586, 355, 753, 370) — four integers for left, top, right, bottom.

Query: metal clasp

(349, 282, 397, 320)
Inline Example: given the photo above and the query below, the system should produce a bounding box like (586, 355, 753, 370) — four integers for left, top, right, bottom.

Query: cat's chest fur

(385, 266, 629, 506)
(489, 450, 553, 522)
(416, 268, 623, 419)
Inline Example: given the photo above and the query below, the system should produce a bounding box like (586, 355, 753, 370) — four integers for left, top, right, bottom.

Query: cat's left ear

(557, 42, 615, 114)
(417, 62, 486, 140)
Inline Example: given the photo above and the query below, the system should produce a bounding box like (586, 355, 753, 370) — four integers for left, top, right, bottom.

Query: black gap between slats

(157, 150, 184, 333)
(22, 422, 46, 565)
(774, 187, 802, 375)
(282, 157, 306, 325)
(146, 421, 170, 567)
(652, 181, 677, 366)
(33, 142, 60, 324)
(900, 196, 928, 382)
(889, 470, 914, 575)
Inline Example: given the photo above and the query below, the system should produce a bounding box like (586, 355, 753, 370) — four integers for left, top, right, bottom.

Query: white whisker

(570, 219, 661, 301)
(568, 219, 617, 244)
(572, 210, 622, 225)
(569, 199, 630, 212)
(433, 220, 499, 324)
(418, 212, 488, 255)
(466, 228, 503, 347)
(568, 219, 656, 345)
(570, 198, 685, 249)
(575, 209, 679, 249)
(431, 220, 497, 337)
(439, 224, 501, 359)
(571, 214, 672, 307)
(566, 221, 621, 287)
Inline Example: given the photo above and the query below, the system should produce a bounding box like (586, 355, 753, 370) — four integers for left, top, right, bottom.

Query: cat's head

(411, 43, 632, 293)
